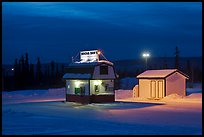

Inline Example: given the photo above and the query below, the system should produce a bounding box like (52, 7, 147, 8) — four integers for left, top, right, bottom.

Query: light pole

(142, 52, 150, 70)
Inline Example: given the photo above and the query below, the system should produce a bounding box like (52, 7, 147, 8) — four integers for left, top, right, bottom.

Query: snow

(115, 90, 132, 99)
(70, 60, 113, 66)
(62, 73, 91, 79)
(98, 60, 114, 65)
(137, 69, 181, 78)
(2, 88, 66, 105)
(2, 84, 202, 135)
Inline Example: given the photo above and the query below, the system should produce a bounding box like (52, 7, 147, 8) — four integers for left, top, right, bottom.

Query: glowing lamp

(97, 50, 101, 55)
(142, 53, 150, 57)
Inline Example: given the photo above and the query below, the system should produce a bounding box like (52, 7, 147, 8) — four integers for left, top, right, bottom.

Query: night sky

(2, 2, 202, 64)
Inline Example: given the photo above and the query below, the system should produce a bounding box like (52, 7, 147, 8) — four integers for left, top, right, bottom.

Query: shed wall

(138, 79, 151, 98)
(166, 72, 186, 96)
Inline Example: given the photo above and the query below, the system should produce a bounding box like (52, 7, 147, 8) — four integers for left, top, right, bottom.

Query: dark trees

(36, 57, 42, 86)
(174, 46, 180, 69)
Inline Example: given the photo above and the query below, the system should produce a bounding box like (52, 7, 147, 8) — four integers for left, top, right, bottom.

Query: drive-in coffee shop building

(63, 50, 118, 104)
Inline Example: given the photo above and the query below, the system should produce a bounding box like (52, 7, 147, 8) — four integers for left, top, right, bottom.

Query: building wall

(166, 72, 186, 96)
(92, 65, 115, 79)
(138, 79, 151, 98)
(90, 80, 114, 95)
(138, 79, 165, 98)
(66, 94, 115, 103)
(66, 79, 114, 96)
(66, 80, 90, 95)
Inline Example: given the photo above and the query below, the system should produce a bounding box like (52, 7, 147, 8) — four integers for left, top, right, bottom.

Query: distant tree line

(116, 46, 202, 89)
(2, 47, 202, 91)
(2, 53, 65, 91)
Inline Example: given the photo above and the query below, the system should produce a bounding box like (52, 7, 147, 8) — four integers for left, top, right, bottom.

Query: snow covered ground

(2, 84, 202, 135)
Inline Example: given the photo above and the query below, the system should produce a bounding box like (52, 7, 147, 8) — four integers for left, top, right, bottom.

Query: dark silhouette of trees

(185, 60, 191, 77)
(4, 53, 65, 91)
(11, 53, 33, 90)
(29, 63, 34, 87)
(25, 53, 29, 87)
(60, 64, 64, 77)
(36, 57, 42, 86)
(174, 46, 180, 69)
(51, 61, 55, 84)
(14, 58, 19, 89)
(6, 48, 201, 92)
(185, 60, 193, 87)
(56, 63, 60, 83)
(163, 57, 168, 69)
(47, 65, 50, 85)
(18, 55, 26, 89)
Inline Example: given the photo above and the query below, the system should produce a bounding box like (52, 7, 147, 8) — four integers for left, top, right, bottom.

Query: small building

(135, 69, 189, 99)
(63, 50, 118, 104)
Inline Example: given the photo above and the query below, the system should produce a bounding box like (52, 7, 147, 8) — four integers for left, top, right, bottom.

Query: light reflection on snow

(2, 86, 202, 135)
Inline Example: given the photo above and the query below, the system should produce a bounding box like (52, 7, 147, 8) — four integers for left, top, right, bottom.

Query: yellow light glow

(94, 80, 102, 85)
(75, 81, 81, 87)
(97, 50, 101, 55)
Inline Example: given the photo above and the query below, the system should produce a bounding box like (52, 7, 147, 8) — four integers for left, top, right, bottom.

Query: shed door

(151, 80, 163, 99)
(158, 81, 163, 98)
(150, 81, 156, 98)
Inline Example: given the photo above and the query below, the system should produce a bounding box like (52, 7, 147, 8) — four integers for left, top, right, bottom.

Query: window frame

(100, 65, 108, 75)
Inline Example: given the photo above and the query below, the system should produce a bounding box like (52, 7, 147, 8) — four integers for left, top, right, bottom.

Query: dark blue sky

(2, 2, 202, 64)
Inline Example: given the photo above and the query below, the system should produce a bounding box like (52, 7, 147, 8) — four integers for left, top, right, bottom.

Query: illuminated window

(94, 80, 102, 85)
(100, 66, 108, 75)
(75, 87, 85, 95)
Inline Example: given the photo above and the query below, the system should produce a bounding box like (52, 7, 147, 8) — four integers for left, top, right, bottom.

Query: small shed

(136, 69, 189, 99)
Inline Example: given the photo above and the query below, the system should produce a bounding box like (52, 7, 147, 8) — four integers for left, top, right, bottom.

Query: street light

(142, 52, 150, 70)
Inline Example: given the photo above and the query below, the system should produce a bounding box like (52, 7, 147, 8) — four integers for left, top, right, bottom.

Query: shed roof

(136, 69, 189, 79)
(63, 73, 91, 79)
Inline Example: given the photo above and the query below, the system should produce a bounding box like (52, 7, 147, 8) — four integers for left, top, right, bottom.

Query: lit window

(94, 80, 102, 85)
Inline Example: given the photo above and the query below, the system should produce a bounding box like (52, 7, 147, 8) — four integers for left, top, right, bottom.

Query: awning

(63, 73, 91, 79)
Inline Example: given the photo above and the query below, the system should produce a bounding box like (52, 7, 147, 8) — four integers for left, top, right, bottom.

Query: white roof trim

(137, 69, 178, 78)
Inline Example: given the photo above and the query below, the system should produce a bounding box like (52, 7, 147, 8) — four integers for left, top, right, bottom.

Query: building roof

(64, 65, 95, 74)
(64, 60, 114, 75)
(63, 73, 91, 79)
(137, 69, 189, 79)
(70, 60, 114, 66)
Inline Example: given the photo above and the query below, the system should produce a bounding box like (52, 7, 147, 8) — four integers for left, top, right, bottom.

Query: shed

(136, 69, 189, 99)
